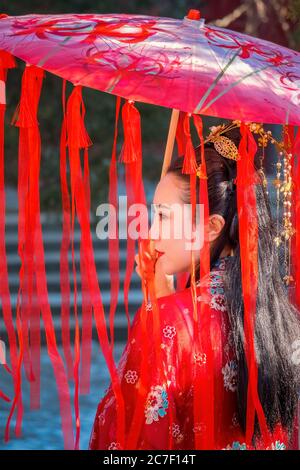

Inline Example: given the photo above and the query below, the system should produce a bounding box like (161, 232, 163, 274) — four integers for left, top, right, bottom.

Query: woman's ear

(208, 214, 225, 242)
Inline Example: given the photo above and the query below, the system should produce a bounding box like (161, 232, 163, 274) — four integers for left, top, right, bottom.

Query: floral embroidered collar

(195, 255, 233, 289)
(211, 255, 233, 271)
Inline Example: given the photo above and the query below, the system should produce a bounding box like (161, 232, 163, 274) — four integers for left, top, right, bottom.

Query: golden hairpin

(195, 121, 242, 178)
(195, 119, 296, 286)
(203, 123, 241, 161)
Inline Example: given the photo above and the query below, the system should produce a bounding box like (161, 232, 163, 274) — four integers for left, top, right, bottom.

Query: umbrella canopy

(0, 10, 299, 451)
(0, 12, 300, 124)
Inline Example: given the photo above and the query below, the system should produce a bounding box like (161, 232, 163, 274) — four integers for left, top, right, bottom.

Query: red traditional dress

(89, 256, 296, 450)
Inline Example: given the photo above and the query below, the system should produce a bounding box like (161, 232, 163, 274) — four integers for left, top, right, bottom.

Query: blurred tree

(204, 0, 299, 49)
(289, 0, 300, 47)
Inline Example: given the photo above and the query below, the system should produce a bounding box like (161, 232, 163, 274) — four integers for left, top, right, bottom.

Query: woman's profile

(89, 127, 300, 450)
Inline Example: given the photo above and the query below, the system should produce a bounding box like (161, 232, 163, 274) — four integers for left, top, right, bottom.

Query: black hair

(166, 127, 300, 444)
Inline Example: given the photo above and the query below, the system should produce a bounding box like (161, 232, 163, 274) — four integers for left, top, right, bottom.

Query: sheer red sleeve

(88, 294, 194, 450)
(89, 263, 294, 451)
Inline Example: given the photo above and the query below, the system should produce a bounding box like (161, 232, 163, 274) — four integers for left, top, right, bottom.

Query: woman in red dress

(89, 128, 300, 450)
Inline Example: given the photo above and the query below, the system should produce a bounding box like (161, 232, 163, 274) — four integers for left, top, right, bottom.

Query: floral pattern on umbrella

(0, 13, 299, 124)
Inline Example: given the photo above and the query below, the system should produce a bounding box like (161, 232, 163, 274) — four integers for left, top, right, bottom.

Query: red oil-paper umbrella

(0, 9, 300, 449)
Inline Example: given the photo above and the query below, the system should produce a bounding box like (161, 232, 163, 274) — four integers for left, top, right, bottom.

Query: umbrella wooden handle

(160, 108, 180, 179)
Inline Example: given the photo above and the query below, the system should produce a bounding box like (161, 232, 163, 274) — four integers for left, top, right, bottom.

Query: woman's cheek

(171, 239, 190, 272)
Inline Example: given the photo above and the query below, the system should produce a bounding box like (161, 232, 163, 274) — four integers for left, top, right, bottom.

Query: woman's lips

(155, 249, 165, 258)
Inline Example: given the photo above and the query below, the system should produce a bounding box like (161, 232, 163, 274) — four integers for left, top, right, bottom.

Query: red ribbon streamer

(108, 96, 122, 356)
(65, 86, 126, 449)
(118, 100, 165, 449)
(290, 125, 300, 449)
(293, 127, 300, 308)
(237, 122, 271, 446)
(79, 146, 93, 395)
(10, 64, 74, 448)
(65, 85, 93, 448)
(175, 111, 187, 157)
(0, 50, 21, 425)
(59, 79, 74, 381)
(193, 114, 215, 449)
(119, 100, 144, 355)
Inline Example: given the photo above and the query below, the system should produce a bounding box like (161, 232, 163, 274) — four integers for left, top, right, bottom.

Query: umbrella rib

(193, 48, 241, 114)
(200, 63, 276, 114)
(37, 36, 72, 67)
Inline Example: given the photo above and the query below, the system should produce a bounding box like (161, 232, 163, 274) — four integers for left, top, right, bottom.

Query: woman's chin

(160, 257, 177, 276)
(159, 255, 170, 272)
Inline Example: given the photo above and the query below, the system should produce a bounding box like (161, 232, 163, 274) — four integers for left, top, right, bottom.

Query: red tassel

(291, 125, 300, 451)
(119, 100, 142, 163)
(119, 100, 146, 357)
(60, 81, 93, 397)
(65, 85, 91, 448)
(237, 123, 271, 446)
(10, 64, 45, 436)
(10, 64, 74, 448)
(191, 114, 215, 448)
(0, 49, 22, 438)
(293, 127, 300, 308)
(182, 113, 198, 174)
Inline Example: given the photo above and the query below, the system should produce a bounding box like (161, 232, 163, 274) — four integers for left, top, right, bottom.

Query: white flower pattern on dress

(108, 441, 122, 450)
(223, 440, 287, 450)
(195, 260, 228, 312)
(222, 360, 238, 392)
(124, 369, 138, 384)
(193, 422, 207, 434)
(267, 440, 287, 450)
(169, 423, 184, 443)
(223, 441, 247, 450)
(210, 293, 227, 311)
(163, 325, 176, 340)
(193, 352, 207, 365)
(145, 385, 169, 424)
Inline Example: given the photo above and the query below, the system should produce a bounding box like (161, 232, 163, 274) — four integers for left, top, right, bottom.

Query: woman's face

(149, 172, 226, 275)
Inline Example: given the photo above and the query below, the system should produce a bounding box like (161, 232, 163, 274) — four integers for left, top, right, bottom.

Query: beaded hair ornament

(197, 120, 295, 286)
